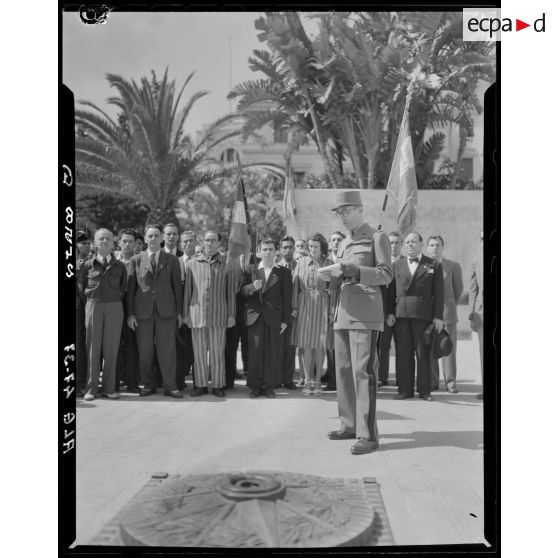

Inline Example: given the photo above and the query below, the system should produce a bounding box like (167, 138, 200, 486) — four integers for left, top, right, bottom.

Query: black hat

(432, 329, 453, 359)
(77, 231, 90, 243)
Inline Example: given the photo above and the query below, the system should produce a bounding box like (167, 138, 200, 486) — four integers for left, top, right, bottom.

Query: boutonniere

(423, 264, 435, 274)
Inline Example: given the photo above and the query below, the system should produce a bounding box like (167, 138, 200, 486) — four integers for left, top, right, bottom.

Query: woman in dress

(291, 233, 332, 396)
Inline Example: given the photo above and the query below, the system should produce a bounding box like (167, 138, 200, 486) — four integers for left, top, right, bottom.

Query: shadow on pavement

(380, 429, 483, 451)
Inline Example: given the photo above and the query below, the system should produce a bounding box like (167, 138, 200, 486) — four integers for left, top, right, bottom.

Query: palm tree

(230, 11, 495, 190)
(76, 69, 259, 224)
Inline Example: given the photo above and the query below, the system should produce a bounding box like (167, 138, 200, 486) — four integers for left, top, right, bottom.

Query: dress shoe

(190, 387, 209, 397)
(126, 386, 141, 394)
(76, 388, 85, 398)
(431, 385, 439, 391)
(249, 388, 262, 398)
(225, 384, 235, 390)
(213, 387, 226, 398)
(324, 385, 336, 391)
(283, 382, 297, 390)
(84, 393, 95, 401)
(419, 394, 434, 401)
(264, 387, 276, 398)
(351, 438, 379, 454)
(102, 392, 120, 400)
(328, 430, 356, 440)
(378, 380, 388, 387)
(448, 387, 458, 394)
(476, 393, 483, 400)
(140, 388, 157, 397)
(164, 390, 184, 399)
(393, 393, 413, 400)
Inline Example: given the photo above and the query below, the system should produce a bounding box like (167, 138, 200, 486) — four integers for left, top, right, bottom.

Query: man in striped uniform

(183, 231, 237, 397)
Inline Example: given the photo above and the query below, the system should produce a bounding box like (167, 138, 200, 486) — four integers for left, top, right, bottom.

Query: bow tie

(408, 258, 419, 263)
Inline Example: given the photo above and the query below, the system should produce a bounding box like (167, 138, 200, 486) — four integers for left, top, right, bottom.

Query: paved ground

(75, 337, 485, 548)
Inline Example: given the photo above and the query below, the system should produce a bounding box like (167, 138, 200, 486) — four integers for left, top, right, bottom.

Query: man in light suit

(427, 235, 463, 393)
(127, 224, 184, 398)
(241, 238, 292, 399)
(327, 191, 393, 455)
(387, 232, 444, 402)
(469, 230, 484, 400)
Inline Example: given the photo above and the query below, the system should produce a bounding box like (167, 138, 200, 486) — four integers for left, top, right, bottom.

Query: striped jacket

(183, 252, 237, 328)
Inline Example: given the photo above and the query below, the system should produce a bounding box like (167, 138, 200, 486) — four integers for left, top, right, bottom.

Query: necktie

(150, 253, 157, 274)
(101, 256, 107, 267)
(409, 258, 418, 264)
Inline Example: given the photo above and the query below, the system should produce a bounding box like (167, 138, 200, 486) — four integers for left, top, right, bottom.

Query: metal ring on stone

(216, 474, 285, 500)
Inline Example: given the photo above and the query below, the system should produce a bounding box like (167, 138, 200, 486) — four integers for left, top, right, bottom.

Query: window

(273, 127, 288, 144)
(220, 148, 240, 164)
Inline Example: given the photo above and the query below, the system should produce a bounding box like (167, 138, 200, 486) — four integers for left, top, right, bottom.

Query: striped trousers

(191, 327, 226, 388)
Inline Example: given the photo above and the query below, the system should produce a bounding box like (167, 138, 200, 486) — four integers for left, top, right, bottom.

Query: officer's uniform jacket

(330, 223, 392, 331)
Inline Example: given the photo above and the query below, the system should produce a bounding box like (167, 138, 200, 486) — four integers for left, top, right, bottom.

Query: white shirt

(258, 260, 275, 281)
(96, 253, 112, 265)
(407, 253, 422, 275)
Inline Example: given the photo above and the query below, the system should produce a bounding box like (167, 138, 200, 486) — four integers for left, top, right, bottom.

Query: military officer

(327, 191, 392, 454)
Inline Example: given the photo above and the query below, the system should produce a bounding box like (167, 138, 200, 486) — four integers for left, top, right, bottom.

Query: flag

(386, 106, 418, 236)
(282, 164, 297, 236)
(227, 179, 252, 266)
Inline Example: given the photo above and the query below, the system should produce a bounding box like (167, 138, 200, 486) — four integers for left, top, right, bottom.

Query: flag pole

(240, 176, 255, 270)
(378, 75, 417, 231)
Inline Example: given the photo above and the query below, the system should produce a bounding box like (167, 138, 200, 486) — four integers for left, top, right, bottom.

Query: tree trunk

(449, 124, 468, 190)
(299, 82, 338, 187)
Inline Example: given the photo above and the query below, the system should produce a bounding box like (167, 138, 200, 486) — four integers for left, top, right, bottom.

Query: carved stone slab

(89, 471, 395, 547)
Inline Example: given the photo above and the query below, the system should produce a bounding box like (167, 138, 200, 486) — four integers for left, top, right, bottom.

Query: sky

(62, 11, 275, 133)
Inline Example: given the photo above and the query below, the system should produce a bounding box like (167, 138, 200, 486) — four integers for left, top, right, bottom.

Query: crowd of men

(75, 196, 484, 454)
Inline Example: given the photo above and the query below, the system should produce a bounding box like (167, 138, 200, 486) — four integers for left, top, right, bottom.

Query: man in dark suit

(115, 228, 140, 393)
(127, 224, 184, 398)
(387, 231, 444, 401)
(224, 254, 249, 390)
(469, 230, 484, 400)
(276, 235, 297, 389)
(162, 223, 183, 258)
(377, 231, 403, 387)
(241, 238, 292, 398)
(176, 230, 197, 390)
(427, 235, 463, 393)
